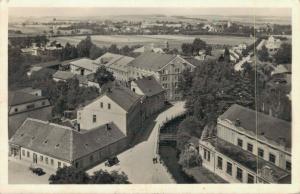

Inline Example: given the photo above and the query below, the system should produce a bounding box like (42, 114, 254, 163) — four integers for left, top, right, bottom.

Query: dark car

(32, 167, 45, 176)
(105, 156, 119, 167)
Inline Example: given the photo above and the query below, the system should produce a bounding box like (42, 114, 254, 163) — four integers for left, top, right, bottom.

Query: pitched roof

(219, 104, 291, 149)
(94, 52, 134, 72)
(8, 91, 46, 106)
(9, 118, 126, 162)
(105, 86, 142, 112)
(133, 76, 165, 97)
(53, 71, 75, 80)
(128, 53, 176, 71)
(69, 58, 98, 71)
(32, 60, 61, 68)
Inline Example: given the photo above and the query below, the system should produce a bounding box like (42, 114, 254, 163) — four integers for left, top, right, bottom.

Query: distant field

(50, 34, 256, 50)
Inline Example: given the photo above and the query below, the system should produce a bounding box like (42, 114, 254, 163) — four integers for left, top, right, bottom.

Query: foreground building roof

(133, 76, 165, 97)
(219, 104, 291, 149)
(9, 118, 126, 162)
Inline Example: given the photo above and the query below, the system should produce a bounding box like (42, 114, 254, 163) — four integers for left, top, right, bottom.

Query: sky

(8, 7, 291, 18)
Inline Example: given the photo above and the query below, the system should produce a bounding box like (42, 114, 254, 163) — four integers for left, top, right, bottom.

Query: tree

(94, 66, 115, 87)
(192, 38, 207, 54)
(89, 44, 105, 60)
(258, 45, 269, 62)
(77, 35, 93, 57)
(49, 167, 130, 184)
(274, 43, 291, 64)
(178, 143, 202, 168)
(181, 43, 193, 56)
(177, 68, 193, 99)
(49, 166, 90, 184)
(224, 47, 231, 63)
(205, 45, 212, 55)
(90, 170, 130, 184)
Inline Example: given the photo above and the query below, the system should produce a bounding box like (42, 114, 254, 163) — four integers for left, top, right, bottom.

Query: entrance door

(33, 153, 37, 164)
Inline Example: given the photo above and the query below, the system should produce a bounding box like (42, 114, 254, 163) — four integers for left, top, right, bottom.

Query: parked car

(105, 156, 119, 167)
(29, 166, 45, 176)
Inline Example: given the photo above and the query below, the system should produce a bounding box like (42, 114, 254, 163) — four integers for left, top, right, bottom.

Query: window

(203, 149, 210, 161)
(27, 151, 30, 157)
(93, 115, 97, 123)
(51, 159, 54, 165)
(163, 84, 168, 88)
(236, 167, 243, 181)
(58, 161, 61, 168)
(269, 153, 276, 164)
(45, 157, 48, 164)
(237, 138, 243, 147)
(40, 155, 43, 162)
(14, 108, 18, 112)
(175, 68, 180, 73)
(207, 150, 210, 162)
(162, 76, 167, 81)
(247, 143, 253, 152)
(247, 174, 254, 183)
(26, 104, 35, 110)
(204, 149, 207, 160)
(217, 156, 223, 170)
(22, 150, 25, 156)
(108, 103, 111, 109)
(286, 161, 291, 171)
(100, 102, 103, 108)
(90, 155, 94, 163)
(226, 162, 232, 175)
(132, 88, 136, 93)
(258, 148, 264, 158)
(75, 162, 79, 168)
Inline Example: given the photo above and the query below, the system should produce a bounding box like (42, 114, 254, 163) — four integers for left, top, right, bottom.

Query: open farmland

(50, 34, 256, 50)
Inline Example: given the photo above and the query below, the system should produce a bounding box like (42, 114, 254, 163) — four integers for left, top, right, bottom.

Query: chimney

(106, 123, 111, 131)
(235, 119, 241, 127)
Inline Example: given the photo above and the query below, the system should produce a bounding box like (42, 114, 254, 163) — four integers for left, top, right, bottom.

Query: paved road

(87, 101, 186, 183)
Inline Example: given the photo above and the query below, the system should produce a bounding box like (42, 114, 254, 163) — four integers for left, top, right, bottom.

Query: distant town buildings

(199, 104, 291, 183)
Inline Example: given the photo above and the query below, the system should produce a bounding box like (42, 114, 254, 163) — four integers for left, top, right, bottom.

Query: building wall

(217, 119, 291, 171)
(70, 64, 93, 76)
(19, 147, 71, 171)
(199, 141, 257, 183)
(128, 67, 159, 80)
(158, 56, 195, 101)
(107, 67, 128, 82)
(9, 99, 51, 115)
(77, 95, 127, 135)
(74, 137, 128, 170)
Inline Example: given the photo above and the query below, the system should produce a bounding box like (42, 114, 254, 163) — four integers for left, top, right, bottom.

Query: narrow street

(87, 101, 186, 183)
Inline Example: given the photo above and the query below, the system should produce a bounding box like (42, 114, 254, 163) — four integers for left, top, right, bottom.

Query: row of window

(162, 82, 178, 89)
(237, 138, 291, 171)
(13, 101, 47, 113)
(217, 156, 254, 183)
(99, 102, 111, 109)
(161, 75, 179, 81)
(22, 149, 66, 168)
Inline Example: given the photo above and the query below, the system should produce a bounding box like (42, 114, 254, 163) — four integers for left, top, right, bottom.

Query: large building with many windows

(128, 53, 196, 101)
(199, 104, 291, 183)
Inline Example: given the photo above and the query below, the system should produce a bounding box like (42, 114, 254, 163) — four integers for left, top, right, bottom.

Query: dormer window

(44, 140, 48, 144)
(55, 144, 60, 148)
(14, 108, 18, 112)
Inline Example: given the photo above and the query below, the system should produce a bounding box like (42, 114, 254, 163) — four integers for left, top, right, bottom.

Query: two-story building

(8, 90, 52, 138)
(128, 53, 196, 101)
(131, 76, 165, 118)
(77, 86, 143, 137)
(68, 58, 98, 76)
(199, 104, 291, 183)
(9, 118, 128, 171)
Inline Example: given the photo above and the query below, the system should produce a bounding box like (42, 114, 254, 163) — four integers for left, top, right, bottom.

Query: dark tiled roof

(133, 76, 164, 97)
(219, 104, 291, 149)
(8, 91, 46, 106)
(128, 53, 176, 71)
(9, 118, 126, 162)
(105, 87, 142, 112)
